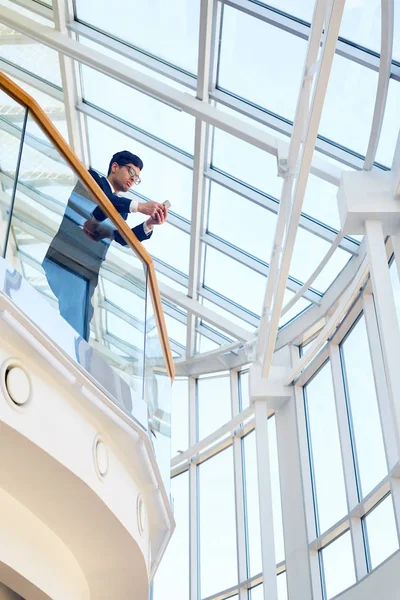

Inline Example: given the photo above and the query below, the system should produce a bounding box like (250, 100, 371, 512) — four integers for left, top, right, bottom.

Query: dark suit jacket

(44, 168, 152, 281)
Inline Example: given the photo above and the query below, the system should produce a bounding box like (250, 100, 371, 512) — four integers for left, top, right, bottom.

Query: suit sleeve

(89, 169, 131, 222)
(114, 223, 153, 245)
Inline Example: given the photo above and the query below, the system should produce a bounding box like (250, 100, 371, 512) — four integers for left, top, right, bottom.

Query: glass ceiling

(0, 0, 399, 367)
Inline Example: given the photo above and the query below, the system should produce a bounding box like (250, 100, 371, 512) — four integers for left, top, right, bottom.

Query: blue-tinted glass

(341, 316, 387, 497)
(239, 371, 250, 411)
(376, 79, 400, 167)
(243, 431, 262, 577)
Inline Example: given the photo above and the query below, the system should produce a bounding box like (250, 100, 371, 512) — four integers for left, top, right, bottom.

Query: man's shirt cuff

(129, 199, 139, 213)
(143, 222, 153, 236)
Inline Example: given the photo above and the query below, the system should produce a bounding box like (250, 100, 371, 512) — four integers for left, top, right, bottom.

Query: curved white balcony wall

(0, 269, 174, 599)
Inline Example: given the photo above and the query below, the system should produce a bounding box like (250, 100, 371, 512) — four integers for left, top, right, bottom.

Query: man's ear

(111, 161, 119, 173)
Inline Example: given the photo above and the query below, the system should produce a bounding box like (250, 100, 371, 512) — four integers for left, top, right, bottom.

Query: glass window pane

(204, 246, 265, 317)
(277, 572, 288, 600)
(208, 182, 277, 261)
(364, 495, 399, 570)
(302, 174, 340, 230)
(339, 0, 380, 54)
(153, 472, 189, 600)
(319, 54, 378, 155)
(0, 36, 61, 87)
(263, 1, 315, 21)
(219, 6, 307, 122)
(305, 362, 348, 533)
(75, 0, 201, 73)
(171, 378, 189, 457)
(341, 315, 387, 497)
(321, 531, 356, 600)
(199, 448, 237, 597)
(376, 79, 400, 168)
(81, 65, 195, 155)
(197, 375, 231, 441)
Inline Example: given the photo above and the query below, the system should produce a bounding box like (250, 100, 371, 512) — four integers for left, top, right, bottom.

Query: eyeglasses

(122, 164, 141, 185)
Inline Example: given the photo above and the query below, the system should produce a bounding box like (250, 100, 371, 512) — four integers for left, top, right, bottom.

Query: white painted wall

(336, 551, 400, 600)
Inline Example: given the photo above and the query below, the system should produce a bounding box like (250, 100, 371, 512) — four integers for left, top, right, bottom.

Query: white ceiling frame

(258, 0, 347, 378)
(0, 58, 64, 100)
(186, 0, 217, 358)
(364, 0, 394, 170)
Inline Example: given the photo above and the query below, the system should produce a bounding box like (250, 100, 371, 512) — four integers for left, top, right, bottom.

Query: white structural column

(52, 0, 85, 160)
(329, 343, 368, 582)
(186, 0, 217, 357)
(365, 220, 400, 449)
(363, 292, 400, 533)
(188, 377, 199, 599)
(274, 378, 314, 598)
(254, 398, 278, 600)
(230, 370, 248, 600)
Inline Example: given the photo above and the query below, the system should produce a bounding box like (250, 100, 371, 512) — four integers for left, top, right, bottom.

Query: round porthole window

(93, 435, 109, 479)
(1, 360, 31, 408)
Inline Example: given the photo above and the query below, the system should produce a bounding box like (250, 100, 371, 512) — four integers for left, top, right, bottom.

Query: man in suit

(43, 150, 167, 341)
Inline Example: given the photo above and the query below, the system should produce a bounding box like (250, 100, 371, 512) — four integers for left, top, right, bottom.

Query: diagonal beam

(364, 0, 394, 169)
(258, 0, 347, 378)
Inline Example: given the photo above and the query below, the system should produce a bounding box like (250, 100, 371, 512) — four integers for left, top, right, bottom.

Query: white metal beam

(186, 0, 216, 358)
(258, 0, 347, 378)
(364, 0, 394, 170)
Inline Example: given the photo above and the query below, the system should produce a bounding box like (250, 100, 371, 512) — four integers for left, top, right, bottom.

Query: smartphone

(163, 200, 171, 209)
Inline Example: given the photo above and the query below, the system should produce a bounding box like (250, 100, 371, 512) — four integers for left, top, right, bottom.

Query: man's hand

(138, 201, 165, 220)
(146, 204, 168, 230)
(83, 216, 113, 241)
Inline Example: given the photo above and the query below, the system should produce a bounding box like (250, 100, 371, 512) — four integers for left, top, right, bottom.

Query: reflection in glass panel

(153, 472, 189, 600)
(364, 495, 399, 570)
(204, 246, 265, 318)
(86, 117, 193, 220)
(0, 93, 26, 256)
(75, 0, 201, 73)
(305, 362, 348, 533)
(199, 448, 237, 597)
(341, 315, 387, 497)
(319, 54, 378, 156)
(81, 65, 195, 154)
(243, 430, 262, 577)
(321, 531, 356, 600)
(0, 36, 61, 87)
(219, 6, 307, 122)
(207, 182, 277, 261)
(239, 371, 250, 411)
(197, 375, 231, 441)
(171, 378, 189, 457)
(212, 130, 283, 199)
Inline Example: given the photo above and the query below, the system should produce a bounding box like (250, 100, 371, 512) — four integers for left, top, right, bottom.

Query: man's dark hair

(107, 150, 144, 176)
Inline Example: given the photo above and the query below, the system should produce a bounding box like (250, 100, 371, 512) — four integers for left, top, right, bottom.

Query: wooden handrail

(0, 71, 175, 380)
